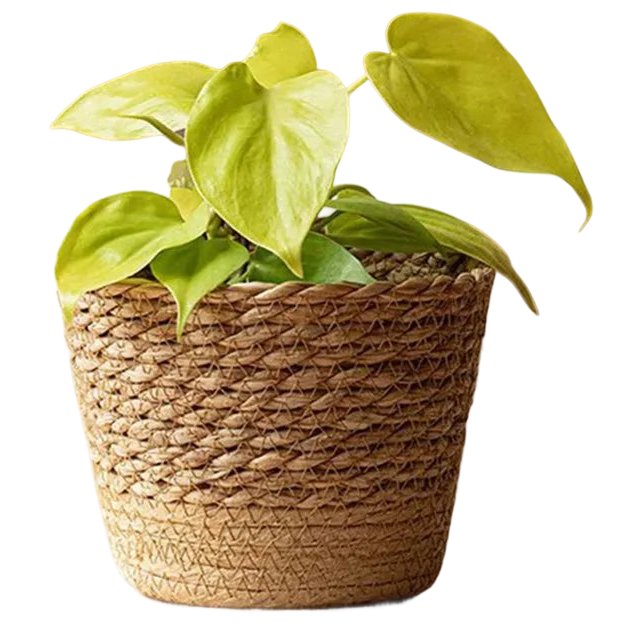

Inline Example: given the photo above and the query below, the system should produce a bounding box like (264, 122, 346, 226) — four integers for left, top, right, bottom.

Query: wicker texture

(65, 254, 495, 608)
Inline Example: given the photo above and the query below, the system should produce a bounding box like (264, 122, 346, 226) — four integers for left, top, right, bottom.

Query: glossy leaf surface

(56, 192, 209, 321)
(248, 232, 373, 285)
(151, 238, 249, 338)
(51, 62, 216, 140)
(328, 200, 537, 313)
(245, 22, 317, 87)
(365, 13, 592, 227)
(186, 62, 349, 275)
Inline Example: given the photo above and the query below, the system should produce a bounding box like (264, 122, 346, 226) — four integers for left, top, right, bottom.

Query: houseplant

(53, 13, 591, 608)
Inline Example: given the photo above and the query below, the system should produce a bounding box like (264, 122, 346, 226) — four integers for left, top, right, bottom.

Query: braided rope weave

(65, 254, 495, 608)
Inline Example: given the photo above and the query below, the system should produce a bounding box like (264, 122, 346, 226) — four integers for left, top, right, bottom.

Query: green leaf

(248, 232, 373, 285)
(51, 62, 216, 140)
(326, 194, 441, 253)
(56, 192, 209, 321)
(186, 62, 349, 276)
(326, 192, 539, 317)
(151, 238, 249, 339)
(325, 212, 433, 254)
(364, 13, 592, 228)
(245, 22, 317, 87)
(400, 203, 539, 313)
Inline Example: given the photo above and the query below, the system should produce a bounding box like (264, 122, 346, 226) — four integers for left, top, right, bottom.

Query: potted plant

(53, 13, 591, 608)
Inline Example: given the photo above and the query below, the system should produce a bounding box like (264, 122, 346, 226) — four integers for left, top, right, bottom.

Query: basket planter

(64, 254, 495, 608)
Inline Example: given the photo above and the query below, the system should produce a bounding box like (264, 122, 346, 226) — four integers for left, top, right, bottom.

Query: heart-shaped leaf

(186, 62, 349, 276)
(151, 238, 249, 339)
(247, 232, 373, 285)
(245, 22, 317, 87)
(365, 13, 592, 228)
(326, 194, 441, 253)
(56, 192, 209, 321)
(327, 200, 537, 313)
(51, 62, 216, 140)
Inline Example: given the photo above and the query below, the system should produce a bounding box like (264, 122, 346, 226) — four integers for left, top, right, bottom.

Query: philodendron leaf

(327, 202, 537, 313)
(403, 204, 538, 313)
(326, 195, 441, 254)
(245, 22, 317, 87)
(248, 232, 373, 285)
(364, 13, 592, 228)
(51, 62, 216, 140)
(186, 62, 349, 276)
(151, 238, 249, 339)
(56, 192, 209, 321)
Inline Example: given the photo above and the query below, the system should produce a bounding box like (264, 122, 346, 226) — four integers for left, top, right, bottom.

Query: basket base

(123, 581, 437, 614)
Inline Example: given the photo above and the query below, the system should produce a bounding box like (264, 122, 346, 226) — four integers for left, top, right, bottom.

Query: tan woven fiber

(65, 253, 495, 608)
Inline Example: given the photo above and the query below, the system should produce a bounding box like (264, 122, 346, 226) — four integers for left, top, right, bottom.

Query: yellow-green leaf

(51, 62, 216, 140)
(186, 62, 349, 276)
(245, 22, 317, 87)
(365, 13, 592, 228)
(56, 192, 209, 321)
(151, 238, 249, 339)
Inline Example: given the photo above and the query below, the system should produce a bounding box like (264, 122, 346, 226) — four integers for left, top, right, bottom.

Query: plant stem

(347, 75, 368, 95)
(122, 114, 186, 151)
(313, 211, 340, 233)
(206, 212, 222, 237)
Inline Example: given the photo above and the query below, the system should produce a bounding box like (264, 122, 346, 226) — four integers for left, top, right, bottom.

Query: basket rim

(82, 263, 495, 306)
(114, 264, 497, 293)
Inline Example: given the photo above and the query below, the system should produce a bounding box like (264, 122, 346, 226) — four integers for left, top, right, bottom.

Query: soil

(354, 250, 475, 283)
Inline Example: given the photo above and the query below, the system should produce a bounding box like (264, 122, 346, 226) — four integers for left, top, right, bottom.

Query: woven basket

(64, 252, 495, 608)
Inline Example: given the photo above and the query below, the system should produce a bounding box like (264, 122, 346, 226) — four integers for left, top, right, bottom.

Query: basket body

(65, 258, 494, 608)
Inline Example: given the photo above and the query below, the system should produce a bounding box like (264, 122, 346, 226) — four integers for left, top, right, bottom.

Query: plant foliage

(53, 15, 592, 336)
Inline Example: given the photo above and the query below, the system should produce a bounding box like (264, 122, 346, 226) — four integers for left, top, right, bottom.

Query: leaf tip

(175, 310, 189, 342)
(50, 116, 64, 130)
(577, 216, 592, 234)
(283, 251, 304, 278)
(291, 263, 305, 279)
